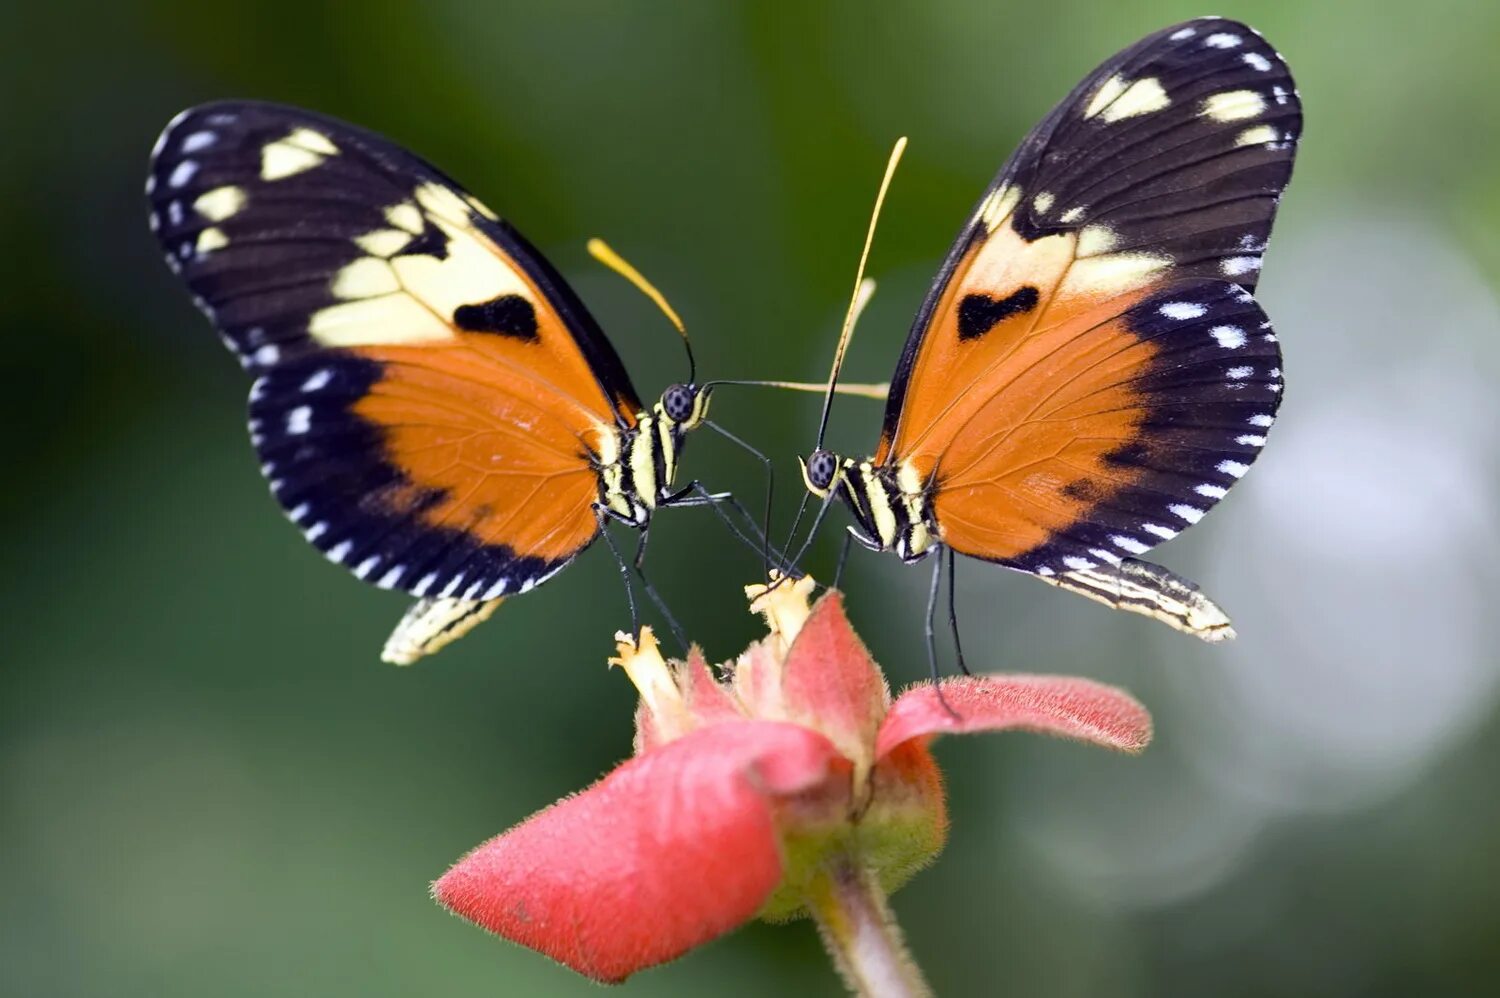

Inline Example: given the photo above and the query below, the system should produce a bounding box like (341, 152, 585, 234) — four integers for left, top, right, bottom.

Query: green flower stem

(804, 854, 933, 998)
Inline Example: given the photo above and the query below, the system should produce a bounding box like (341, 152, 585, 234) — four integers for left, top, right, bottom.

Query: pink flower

(433, 577, 1152, 987)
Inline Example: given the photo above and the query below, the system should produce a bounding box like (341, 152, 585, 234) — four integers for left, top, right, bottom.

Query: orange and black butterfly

(798, 17, 1300, 644)
(146, 102, 729, 663)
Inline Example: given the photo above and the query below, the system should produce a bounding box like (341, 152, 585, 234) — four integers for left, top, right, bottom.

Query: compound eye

(662, 384, 696, 423)
(807, 449, 838, 491)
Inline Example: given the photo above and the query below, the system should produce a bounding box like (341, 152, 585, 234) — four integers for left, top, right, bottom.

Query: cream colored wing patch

(148, 101, 644, 434)
(1083, 74, 1171, 122)
(261, 127, 341, 181)
(307, 181, 532, 348)
(1033, 559, 1234, 642)
(382, 596, 505, 665)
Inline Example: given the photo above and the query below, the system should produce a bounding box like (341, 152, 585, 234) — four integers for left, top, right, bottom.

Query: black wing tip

(148, 100, 376, 175)
(1139, 15, 1296, 75)
(150, 100, 259, 156)
(1160, 15, 1259, 35)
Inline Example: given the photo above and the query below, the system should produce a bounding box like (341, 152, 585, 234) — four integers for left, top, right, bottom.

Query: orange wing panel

(919, 280, 1283, 573)
(924, 300, 1159, 562)
(354, 337, 606, 564)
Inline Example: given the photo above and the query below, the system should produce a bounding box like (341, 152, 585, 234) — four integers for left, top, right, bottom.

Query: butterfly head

(800, 448, 843, 498)
(658, 382, 711, 431)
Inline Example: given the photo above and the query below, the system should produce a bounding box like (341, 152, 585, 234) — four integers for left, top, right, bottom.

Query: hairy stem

(804, 854, 932, 998)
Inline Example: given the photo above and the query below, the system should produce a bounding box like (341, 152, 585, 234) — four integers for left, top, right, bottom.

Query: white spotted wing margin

(1037, 559, 1235, 642)
(1010, 277, 1280, 642)
(991, 279, 1285, 581)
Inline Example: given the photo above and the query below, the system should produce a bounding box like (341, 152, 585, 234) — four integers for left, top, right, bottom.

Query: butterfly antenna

(814, 136, 907, 450)
(588, 238, 696, 384)
(702, 377, 889, 400)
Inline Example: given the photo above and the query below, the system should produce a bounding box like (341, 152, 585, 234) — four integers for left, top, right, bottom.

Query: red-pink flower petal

(633, 648, 743, 753)
(875, 675, 1153, 759)
(434, 720, 844, 983)
(780, 593, 889, 766)
(680, 647, 744, 723)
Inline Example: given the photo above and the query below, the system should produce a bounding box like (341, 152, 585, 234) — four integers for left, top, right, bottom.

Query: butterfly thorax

(594, 387, 710, 527)
(835, 459, 937, 564)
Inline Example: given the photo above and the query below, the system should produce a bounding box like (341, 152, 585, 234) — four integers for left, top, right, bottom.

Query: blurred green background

(6, 1, 1500, 995)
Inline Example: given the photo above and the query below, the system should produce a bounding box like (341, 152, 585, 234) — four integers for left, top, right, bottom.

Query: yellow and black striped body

(810, 458, 937, 565)
(596, 387, 712, 526)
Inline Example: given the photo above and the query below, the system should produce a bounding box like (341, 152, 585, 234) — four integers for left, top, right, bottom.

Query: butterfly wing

(931, 279, 1279, 636)
(873, 18, 1297, 607)
(382, 597, 506, 665)
(148, 101, 639, 603)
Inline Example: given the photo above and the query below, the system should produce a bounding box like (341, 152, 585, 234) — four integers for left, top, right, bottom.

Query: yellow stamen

(745, 572, 818, 653)
(609, 626, 683, 721)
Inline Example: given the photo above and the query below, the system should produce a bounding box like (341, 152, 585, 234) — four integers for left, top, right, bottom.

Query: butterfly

(797, 17, 1300, 645)
(146, 101, 736, 664)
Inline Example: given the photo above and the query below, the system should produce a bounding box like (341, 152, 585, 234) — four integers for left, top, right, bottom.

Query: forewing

(148, 101, 631, 600)
(877, 16, 1298, 462)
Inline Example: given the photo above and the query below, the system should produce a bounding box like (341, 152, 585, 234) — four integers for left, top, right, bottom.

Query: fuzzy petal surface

(634, 647, 744, 753)
(875, 675, 1153, 760)
(779, 593, 890, 772)
(435, 720, 842, 982)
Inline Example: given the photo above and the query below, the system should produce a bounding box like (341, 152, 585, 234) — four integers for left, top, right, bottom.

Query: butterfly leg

(947, 547, 970, 676)
(703, 419, 777, 578)
(924, 552, 961, 719)
(595, 507, 642, 640)
(633, 522, 652, 570)
(781, 491, 840, 585)
(663, 483, 795, 577)
(625, 523, 691, 650)
(831, 530, 855, 591)
(631, 556, 690, 653)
